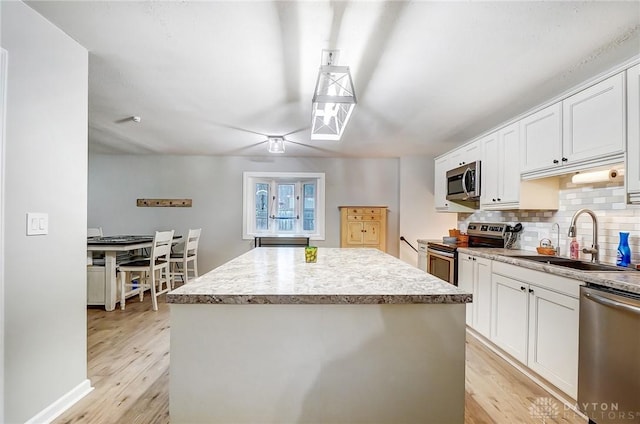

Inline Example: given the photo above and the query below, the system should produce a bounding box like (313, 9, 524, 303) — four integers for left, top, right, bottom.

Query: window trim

(242, 172, 326, 240)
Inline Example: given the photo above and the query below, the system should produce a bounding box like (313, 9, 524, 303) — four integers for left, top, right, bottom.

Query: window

(243, 172, 325, 240)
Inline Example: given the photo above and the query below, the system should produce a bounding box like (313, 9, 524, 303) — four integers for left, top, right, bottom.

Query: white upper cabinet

(483, 122, 558, 210)
(562, 72, 625, 164)
(448, 141, 480, 168)
(521, 72, 626, 179)
(481, 124, 520, 209)
(520, 103, 563, 174)
(434, 141, 480, 212)
(626, 64, 640, 202)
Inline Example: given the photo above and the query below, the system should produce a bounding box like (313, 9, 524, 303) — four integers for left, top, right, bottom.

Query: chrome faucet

(568, 208, 599, 263)
(551, 223, 560, 256)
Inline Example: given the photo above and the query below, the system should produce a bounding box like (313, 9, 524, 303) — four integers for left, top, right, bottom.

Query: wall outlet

(26, 212, 48, 236)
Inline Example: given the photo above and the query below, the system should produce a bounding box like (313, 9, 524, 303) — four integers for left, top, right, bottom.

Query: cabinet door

(457, 255, 474, 326)
(490, 274, 528, 363)
(362, 221, 380, 246)
(434, 156, 450, 210)
(480, 132, 499, 208)
(473, 256, 492, 338)
(627, 64, 640, 197)
(459, 140, 480, 165)
(520, 103, 562, 174)
(498, 122, 520, 204)
(563, 73, 625, 164)
(528, 285, 579, 399)
(345, 221, 364, 246)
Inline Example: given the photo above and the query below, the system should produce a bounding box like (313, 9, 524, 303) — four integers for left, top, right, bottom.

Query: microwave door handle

(461, 167, 470, 200)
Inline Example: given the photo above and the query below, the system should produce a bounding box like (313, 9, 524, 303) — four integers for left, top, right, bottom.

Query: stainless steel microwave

(446, 161, 481, 201)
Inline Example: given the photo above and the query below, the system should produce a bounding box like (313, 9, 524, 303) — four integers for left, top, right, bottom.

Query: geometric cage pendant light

(311, 50, 357, 141)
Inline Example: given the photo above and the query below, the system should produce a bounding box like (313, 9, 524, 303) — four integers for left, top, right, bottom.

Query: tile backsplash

(458, 176, 640, 266)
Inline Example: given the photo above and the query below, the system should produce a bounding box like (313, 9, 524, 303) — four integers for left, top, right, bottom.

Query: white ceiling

(27, 1, 640, 158)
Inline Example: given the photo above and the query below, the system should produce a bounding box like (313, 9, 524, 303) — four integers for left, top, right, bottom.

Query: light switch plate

(26, 212, 48, 235)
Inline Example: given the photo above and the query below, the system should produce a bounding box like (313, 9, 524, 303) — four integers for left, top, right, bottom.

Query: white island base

(170, 303, 465, 423)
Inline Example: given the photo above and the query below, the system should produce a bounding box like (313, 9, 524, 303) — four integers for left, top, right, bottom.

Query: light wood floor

(54, 294, 587, 424)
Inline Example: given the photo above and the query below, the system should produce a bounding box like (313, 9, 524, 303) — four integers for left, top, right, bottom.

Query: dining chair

(170, 228, 201, 286)
(118, 230, 174, 311)
(87, 227, 103, 238)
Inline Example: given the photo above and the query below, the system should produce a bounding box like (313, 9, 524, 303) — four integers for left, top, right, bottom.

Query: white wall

(2, 2, 89, 422)
(88, 155, 400, 273)
(399, 156, 457, 266)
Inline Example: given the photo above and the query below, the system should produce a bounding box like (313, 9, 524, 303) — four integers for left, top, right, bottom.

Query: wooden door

(362, 221, 380, 246)
(346, 221, 364, 246)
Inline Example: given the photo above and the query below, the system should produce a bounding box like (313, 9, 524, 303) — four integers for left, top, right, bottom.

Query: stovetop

(427, 222, 509, 251)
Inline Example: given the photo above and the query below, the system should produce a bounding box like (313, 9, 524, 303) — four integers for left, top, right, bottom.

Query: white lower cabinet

(490, 261, 580, 399)
(491, 274, 528, 363)
(527, 285, 579, 399)
(458, 254, 492, 338)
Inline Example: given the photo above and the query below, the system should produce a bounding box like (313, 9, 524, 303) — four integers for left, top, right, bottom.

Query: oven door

(427, 248, 457, 285)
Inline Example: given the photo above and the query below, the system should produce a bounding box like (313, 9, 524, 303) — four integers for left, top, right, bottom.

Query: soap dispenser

(570, 237, 580, 260)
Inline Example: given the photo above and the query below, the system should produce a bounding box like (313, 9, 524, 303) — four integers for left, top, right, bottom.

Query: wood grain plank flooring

(54, 294, 587, 424)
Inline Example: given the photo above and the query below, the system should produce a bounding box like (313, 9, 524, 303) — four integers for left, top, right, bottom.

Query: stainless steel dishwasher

(578, 285, 640, 424)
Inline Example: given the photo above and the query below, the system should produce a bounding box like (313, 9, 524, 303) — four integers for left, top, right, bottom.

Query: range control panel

(467, 222, 507, 238)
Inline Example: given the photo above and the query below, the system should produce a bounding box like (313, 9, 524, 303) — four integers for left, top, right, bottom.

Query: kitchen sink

(511, 255, 632, 272)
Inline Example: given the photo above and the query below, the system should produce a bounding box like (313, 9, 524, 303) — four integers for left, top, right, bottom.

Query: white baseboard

(25, 379, 93, 424)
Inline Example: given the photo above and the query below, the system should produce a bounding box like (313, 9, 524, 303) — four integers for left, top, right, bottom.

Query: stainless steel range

(426, 222, 512, 285)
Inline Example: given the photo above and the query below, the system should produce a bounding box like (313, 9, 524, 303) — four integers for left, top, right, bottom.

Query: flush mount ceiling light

(267, 136, 285, 154)
(311, 50, 356, 141)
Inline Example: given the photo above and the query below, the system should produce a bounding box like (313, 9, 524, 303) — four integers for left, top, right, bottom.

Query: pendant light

(311, 50, 356, 141)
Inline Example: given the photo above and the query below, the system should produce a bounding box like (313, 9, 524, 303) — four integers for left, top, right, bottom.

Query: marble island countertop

(458, 247, 640, 295)
(167, 247, 472, 305)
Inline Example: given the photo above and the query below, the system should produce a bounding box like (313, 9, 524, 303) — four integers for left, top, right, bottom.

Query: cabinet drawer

(492, 260, 582, 298)
(347, 208, 381, 215)
(347, 214, 380, 221)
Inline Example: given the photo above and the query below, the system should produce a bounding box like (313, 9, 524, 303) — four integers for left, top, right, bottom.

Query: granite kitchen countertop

(457, 247, 640, 295)
(167, 247, 472, 305)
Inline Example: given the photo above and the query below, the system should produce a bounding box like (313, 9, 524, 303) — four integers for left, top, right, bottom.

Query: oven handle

(584, 292, 640, 315)
(427, 249, 455, 259)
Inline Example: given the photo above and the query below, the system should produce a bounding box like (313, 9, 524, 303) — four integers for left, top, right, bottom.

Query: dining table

(87, 235, 181, 311)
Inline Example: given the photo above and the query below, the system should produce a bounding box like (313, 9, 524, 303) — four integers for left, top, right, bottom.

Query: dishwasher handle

(585, 292, 640, 315)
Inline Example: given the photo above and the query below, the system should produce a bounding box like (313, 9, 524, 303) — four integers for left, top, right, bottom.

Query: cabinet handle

(473, 257, 477, 261)
(520, 286, 526, 291)
(528, 288, 534, 294)
(562, 157, 568, 162)
(553, 159, 559, 164)
(492, 198, 496, 202)
(497, 198, 501, 201)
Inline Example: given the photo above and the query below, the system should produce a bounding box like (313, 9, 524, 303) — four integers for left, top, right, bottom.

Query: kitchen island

(167, 247, 471, 424)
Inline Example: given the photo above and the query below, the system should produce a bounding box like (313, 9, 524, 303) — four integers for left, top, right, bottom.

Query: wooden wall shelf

(137, 198, 192, 207)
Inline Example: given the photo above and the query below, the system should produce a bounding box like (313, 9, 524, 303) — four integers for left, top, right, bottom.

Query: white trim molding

(25, 379, 93, 424)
